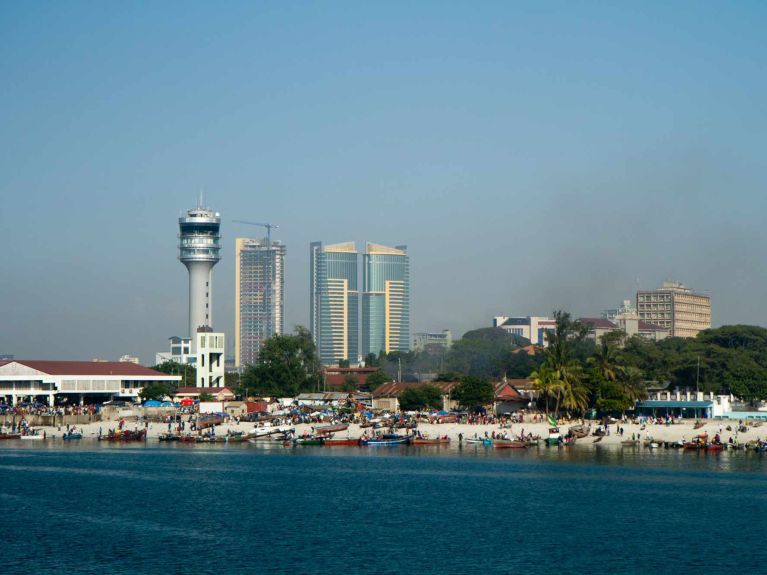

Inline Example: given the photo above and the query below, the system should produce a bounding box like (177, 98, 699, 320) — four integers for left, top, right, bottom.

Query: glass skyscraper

(235, 237, 286, 367)
(309, 241, 359, 366)
(361, 243, 410, 357)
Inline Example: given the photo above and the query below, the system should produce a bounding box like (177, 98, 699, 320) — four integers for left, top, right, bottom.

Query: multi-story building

(310, 241, 359, 366)
(413, 330, 453, 352)
(235, 237, 286, 367)
(636, 281, 711, 338)
(492, 316, 556, 346)
(196, 328, 225, 387)
(361, 243, 410, 357)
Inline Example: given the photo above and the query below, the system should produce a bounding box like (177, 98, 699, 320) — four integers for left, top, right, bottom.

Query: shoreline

(5, 418, 765, 447)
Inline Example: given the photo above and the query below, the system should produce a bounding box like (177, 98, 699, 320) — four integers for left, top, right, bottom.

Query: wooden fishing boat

(683, 442, 704, 450)
(178, 435, 197, 443)
(412, 436, 450, 445)
(99, 429, 146, 442)
(568, 425, 591, 439)
(621, 440, 640, 447)
(196, 414, 225, 429)
(706, 443, 725, 452)
(593, 436, 604, 443)
(360, 434, 410, 446)
(314, 423, 349, 435)
(545, 427, 561, 446)
(158, 433, 180, 442)
(63, 432, 82, 441)
(293, 436, 325, 446)
(20, 430, 45, 440)
(323, 438, 361, 446)
(225, 434, 247, 443)
(493, 440, 527, 449)
(464, 437, 492, 445)
(0, 433, 21, 440)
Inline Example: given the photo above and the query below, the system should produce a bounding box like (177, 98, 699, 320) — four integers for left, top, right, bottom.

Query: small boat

(568, 425, 591, 439)
(158, 433, 180, 442)
(647, 442, 660, 449)
(20, 430, 45, 440)
(63, 432, 82, 441)
(323, 438, 361, 446)
(493, 440, 527, 449)
(411, 436, 450, 445)
(99, 429, 147, 442)
(706, 443, 725, 452)
(314, 423, 349, 435)
(178, 435, 197, 443)
(545, 427, 561, 446)
(464, 437, 492, 445)
(683, 442, 704, 450)
(196, 414, 225, 429)
(0, 433, 21, 440)
(593, 436, 604, 443)
(360, 434, 410, 446)
(621, 440, 640, 447)
(293, 436, 325, 446)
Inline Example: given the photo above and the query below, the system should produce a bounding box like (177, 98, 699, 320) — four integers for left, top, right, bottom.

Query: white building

(0, 360, 181, 405)
(155, 336, 195, 366)
(492, 316, 556, 347)
(413, 329, 453, 352)
(196, 330, 225, 387)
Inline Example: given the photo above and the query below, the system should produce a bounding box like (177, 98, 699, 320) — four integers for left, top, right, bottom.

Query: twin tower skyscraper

(310, 242, 410, 366)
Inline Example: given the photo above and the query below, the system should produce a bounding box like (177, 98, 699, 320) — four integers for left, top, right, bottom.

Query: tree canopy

(241, 326, 321, 397)
(398, 385, 444, 411)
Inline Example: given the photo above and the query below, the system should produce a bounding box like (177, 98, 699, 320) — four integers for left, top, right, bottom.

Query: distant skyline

(2, 2, 767, 364)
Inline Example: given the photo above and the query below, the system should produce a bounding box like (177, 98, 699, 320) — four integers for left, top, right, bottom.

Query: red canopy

(180, 398, 195, 406)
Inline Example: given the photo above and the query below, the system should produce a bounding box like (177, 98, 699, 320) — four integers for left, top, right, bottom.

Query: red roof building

(0, 360, 181, 405)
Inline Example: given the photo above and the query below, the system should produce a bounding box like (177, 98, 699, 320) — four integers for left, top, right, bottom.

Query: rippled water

(1, 443, 765, 574)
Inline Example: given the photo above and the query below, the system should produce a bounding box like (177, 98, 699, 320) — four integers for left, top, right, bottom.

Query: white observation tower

(179, 202, 221, 340)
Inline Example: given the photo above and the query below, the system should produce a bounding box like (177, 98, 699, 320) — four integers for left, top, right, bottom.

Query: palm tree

(530, 366, 558, 416)
(619, 365, 647, 403)
(588, 341, 619, 382)
(553, 360, 586, 417)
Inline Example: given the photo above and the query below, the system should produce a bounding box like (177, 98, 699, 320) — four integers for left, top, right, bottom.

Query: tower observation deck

(179, 206, 221, 339)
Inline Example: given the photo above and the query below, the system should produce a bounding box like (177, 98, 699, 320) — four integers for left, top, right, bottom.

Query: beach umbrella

(180, 398, 194, 406)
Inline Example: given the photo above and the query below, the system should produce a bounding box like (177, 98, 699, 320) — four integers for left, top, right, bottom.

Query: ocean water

(1, 443, 765, 574)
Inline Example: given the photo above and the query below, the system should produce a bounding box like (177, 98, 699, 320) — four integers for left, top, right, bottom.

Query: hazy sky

(2, 2, 766, 364)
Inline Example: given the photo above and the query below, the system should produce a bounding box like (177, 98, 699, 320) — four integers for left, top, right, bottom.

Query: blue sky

(2, 1, 766, 363)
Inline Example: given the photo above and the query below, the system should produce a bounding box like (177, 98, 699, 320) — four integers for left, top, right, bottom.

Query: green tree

(530, 366, 558, 416)
(241, 326, 321, 397)
(365, 369, 390, 391)
(453, 376, 494, 408)
(341, 373, 358, 392)
(140, 382, 174, 402)
(338, 359, 350, 368)
(398, 385, 443, 411)
(364, 353, 380, 367)
(151, 361, 193, 388)
(199, 392, 214, 402)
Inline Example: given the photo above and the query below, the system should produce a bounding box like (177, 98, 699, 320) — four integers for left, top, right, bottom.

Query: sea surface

(1, 443, 765, 575)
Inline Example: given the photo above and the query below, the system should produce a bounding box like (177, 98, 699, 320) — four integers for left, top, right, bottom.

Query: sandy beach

(14, 417, 766, 447)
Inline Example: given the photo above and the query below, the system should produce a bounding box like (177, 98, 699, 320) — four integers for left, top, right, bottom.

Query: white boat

(20, 430, 45, 440)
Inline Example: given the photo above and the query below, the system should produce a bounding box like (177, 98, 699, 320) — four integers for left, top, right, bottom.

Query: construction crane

(232, 220, 280, 343)
(232, 220, 279, 249)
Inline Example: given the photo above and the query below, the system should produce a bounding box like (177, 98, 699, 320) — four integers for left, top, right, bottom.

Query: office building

(413, 330, 453, 352)
(178, 203, 221, 342)
(235, 237, 286, 367)
(310, 241, 359, 366)
(636, 281, 711, 338)
(361, 243, 410, 357)
(492, 316, 556, 347)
